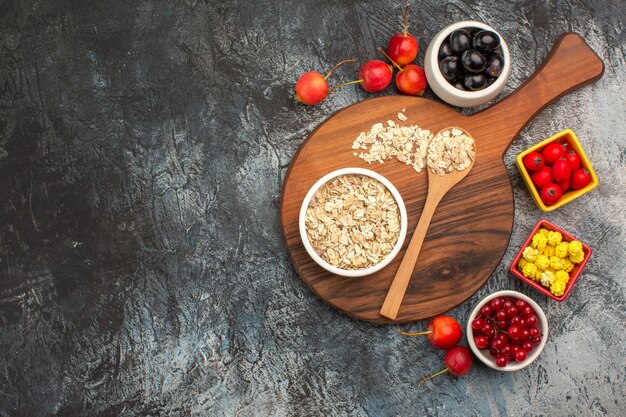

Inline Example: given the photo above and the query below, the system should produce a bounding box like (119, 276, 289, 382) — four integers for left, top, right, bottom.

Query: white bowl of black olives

(425, 21, 510, 107)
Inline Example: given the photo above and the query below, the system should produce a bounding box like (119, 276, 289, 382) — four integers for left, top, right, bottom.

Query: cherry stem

(377, 47, 403, 71)
(328, 79, 363, 93)
(396, 327, 432, 337)
(324, 59, 357, 80)
(403, 2, 410, 37)
(417, 368, 449, 387)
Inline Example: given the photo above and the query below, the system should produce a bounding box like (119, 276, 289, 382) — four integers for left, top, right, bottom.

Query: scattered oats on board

(352, 120, 433, 172)
(427, 128, 475, 176)
(397, 112, 408, 121)
(304, 174, 401, 270)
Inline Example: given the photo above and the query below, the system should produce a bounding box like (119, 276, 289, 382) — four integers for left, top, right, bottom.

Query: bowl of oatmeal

(299, 168, 408, 277)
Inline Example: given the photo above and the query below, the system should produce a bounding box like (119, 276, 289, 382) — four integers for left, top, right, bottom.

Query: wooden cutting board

(279, 33, 604, 323)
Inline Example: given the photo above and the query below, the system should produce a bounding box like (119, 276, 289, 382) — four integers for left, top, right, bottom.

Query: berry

(515, 350, 527, 362)
(449, 29, 472, 55)
(490, 298, 504, 310)
(461, 49, 487, 73)
(521, 341, 534, 352)
(529, 327, 540, 338)
(508, 325, 521, 340)
(357, 60, 393, 92)
(515, 299, 527, 311)
(480, 304, 494, 317)
(542, 143, 566, 164)
(495, 309, 507, 321)
(571, 168, 592, 190)
(523, 151, 545, 172)
(506, 306, 518, 318)
(495, 355, 508, 367)
(510, 316, 521, 326)
(520, 328, 531, 341)
(474, 335, 488, 349)
(473, 30, 501, 53)
(472, 317, 485, 330)
(386, 3, 419, 66)
(295, 60, 356, 105)
(526, 314, 538, 327)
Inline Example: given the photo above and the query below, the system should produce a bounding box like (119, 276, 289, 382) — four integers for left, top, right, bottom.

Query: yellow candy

(543, 245, 555, 257)
(522, 263, 539, 281)
(522, 246, 538, 262)
(531, 234, 548, 252)
(562, 258, 574, 272)
(568, 240, 583, 256)
(550, 256, 566, 271)
(535, 255, 550, 271)
(570, 252, 585, 264)
(540, 270, 556, 287)
(555, 242, 569, 259)
(518, 258, 529, 270)
(551, 280, 567, 297)
(555, 270, 570, 283)
(547, 230, 563, 246)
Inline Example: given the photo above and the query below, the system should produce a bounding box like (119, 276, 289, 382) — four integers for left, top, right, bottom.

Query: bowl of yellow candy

(510, 220, 592, 302)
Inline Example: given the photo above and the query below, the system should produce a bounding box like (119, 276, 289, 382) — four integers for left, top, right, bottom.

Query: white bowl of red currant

(467, 290, 548, 372)
(424, 21, 511, 107)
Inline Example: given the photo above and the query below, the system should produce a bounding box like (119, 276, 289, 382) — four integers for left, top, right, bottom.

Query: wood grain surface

(280, 33, 604, 323)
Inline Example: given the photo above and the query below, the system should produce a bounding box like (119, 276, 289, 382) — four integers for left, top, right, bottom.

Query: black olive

(484, 53, 504, 78)
(461, 49, 487, 73)
(473, 30, 501, 53)
(449, 29, 472, 55)
(469, 28, 481, 39)
(439, 39, 454, 60)
(486, 76, 497, 87)
(440, 56, 463, 82)
(464, 73, 487, 91)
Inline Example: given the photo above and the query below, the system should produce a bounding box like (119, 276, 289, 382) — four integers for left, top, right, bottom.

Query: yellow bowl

(516, 129, 598, 212)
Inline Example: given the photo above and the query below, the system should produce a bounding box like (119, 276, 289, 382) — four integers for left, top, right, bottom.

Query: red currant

(508, 325, 521, 339)
(496, 355, 508, 367)
(518, 318, 526, 328)
(489, 347, 498, 357)
(482, 323, 495, 337)
(506, 306, 518, 318)
(495, 309, 507, 321)
(520, 328, 531, 341)
(481, 304, 494, 317)
(522, 306, 534, 316)
(521, 341, 534, 352)
(526, 314, 538, 327)
(472, 317, 485, 330)
(492, 338, 505, 350)
(515, 299, 527, 312)
(490, 298, 503, 310)
(531, 335, 542, 345)
(497, 320, 508, 330)
(529, 327, 540, 338)
(474, 335, 488, 349)
(510, 316, 521, 326)
(514, 349, 527, 362)
(502, 299, 513, 309)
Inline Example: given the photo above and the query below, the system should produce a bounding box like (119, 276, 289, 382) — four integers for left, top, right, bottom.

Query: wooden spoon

(379, 127, 476, 320)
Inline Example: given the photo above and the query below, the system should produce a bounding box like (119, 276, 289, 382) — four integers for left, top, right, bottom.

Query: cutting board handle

(477, 32, 604, 155)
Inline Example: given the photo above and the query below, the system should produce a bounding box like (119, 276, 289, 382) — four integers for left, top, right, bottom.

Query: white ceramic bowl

(299, 168, 408, 277)
(467, 290, 548, 372)
(425, 21, 511, 107)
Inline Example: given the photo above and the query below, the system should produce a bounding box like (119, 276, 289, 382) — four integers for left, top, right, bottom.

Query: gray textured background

(0, 0, 624, 416)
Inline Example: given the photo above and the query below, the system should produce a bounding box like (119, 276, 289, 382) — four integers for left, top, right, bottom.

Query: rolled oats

(426, 128, 475, 176)
(305, 174, 401, 270)
(352, 120, 434, 173)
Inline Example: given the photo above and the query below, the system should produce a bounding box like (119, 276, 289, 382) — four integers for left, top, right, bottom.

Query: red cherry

(357, 60, 393, 92)
(395, 64, 427, 95)
(386, 3, 418, 66)
(295, 60, 356, 105)
(417, 346, 473, 386)
(398, 315, 462, 350)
